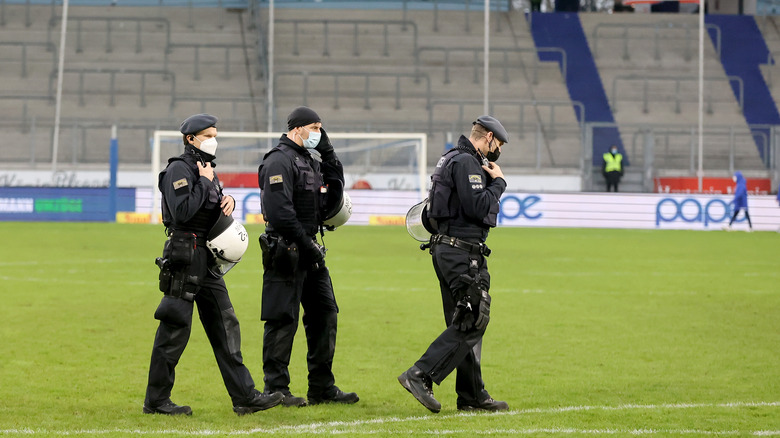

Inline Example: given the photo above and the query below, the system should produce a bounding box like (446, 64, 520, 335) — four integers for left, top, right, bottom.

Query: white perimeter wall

(135, 189, 780, 232)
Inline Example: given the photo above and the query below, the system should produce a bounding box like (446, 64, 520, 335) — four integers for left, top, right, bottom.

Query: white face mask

(299, 128, 321, 149)
(195, 136, 218, 156)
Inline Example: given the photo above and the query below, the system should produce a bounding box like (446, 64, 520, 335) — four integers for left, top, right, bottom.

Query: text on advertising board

(498, 195, 542, 223)
(655, 198, 744, 227)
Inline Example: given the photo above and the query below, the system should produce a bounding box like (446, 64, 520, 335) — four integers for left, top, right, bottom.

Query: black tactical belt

(430, 234, 491, 257)
(168, 230, 207, 247)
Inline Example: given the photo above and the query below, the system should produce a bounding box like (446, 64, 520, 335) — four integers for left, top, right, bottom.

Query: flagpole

(697, 0, 704, 192)
(483, 0, 490, 114)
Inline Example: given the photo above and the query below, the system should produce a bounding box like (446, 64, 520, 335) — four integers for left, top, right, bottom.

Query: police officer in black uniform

(257, 106, 359, 407)
(398, 116, 509, 413)
(144, 114, 283, 416)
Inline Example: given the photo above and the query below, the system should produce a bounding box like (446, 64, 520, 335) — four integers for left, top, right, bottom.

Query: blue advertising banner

(0, 187, 135, 222)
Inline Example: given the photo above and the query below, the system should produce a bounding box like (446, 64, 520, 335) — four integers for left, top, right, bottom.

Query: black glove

(452, 298, 475, 332)
(474, 289, 491, 330)
(315, 128, 335, 162)
(299, 238, 326, 270)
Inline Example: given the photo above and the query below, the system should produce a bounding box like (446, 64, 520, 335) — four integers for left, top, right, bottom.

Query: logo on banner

(655, 198, 740, 227)
(498, 195, 542, 223)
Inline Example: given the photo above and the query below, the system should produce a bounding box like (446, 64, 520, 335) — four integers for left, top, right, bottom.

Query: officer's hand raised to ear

(315, 128, 335, 162)
(482, 162, 504, 180)
(197, 161, 214, 181)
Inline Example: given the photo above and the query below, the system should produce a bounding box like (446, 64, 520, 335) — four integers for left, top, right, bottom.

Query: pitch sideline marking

(0, 401, 778, 435)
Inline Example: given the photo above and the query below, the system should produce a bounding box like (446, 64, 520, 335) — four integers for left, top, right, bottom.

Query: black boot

(233, 390, 284, 415)
(397, 365, 441, 413)
(142, 399, 192, 416)
(457, 397, 509, 411)
(308, 386, 359, 405)
(280, 391, 308, 407)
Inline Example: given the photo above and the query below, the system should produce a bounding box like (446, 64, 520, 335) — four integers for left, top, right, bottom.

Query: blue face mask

(301, 128, 321, 149)
(611, 149, 618, 154)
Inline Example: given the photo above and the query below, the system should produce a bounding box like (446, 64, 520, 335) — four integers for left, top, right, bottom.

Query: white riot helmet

(323, 192, 352, 228)
(206, 213, 249, 277)
(405, 198, 438, 242)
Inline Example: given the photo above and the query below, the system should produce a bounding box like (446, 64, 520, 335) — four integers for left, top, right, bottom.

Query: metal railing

(0, 41, 56, 77)
(173, 96, 261, 120)
(166, 43, 245, 80)
(275, 70, 431, 110)
(47, 68, 176, 108)
(250, 0, 268, 81)
(610, 74, 744, 114)
(276, 19, 418, 58)
(591, 21, 722, 62)
(409, 0, 509, 33)
(625, 126, 769, 174)
(428, 98, 585, 168)
(47, 16, 172, 54)
(0, 0, 33, 27)
(253, 0, 511, 32)
(5, 115, 258, 165)
(582, 122, 776, 191)
(415, 46, 566, 85)
(428, 98, 583, 133)
(0, 95, 52, 134)
(764, 51, 780, 90)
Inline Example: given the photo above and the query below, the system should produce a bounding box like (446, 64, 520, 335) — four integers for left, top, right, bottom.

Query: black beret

(287, 106, 321, 130)
(180, 113, 218, 135)
(473, 115, 509, 144)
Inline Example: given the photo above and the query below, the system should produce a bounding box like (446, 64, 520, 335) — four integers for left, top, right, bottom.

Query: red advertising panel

(654, 177, 772, 195)
(219, 172, 258, 188)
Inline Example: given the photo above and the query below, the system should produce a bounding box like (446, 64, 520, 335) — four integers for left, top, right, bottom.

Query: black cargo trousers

(260, 251, 339, 398)
(414, 242, 491, 406)
(145, 241, 257, 408)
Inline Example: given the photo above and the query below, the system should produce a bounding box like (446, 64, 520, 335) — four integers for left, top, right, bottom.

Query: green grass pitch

(1, 223, 779, 437)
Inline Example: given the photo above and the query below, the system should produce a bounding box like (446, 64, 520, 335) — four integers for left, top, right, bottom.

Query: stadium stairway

(706, 14, 780, 165)
(529, 12, 628, 168)
(578, 13, 764, 182)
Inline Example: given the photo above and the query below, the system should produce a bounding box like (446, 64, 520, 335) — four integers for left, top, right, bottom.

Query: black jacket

(428, 135, 506, 240)
(257, 135, 345, 245)
(159, 145, 223, 234)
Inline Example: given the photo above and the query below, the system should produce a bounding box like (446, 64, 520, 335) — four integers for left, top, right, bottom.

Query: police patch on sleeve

(269, 175, 283, 184)
(173, 178, 189, 196)
(469, 174, 484, 190)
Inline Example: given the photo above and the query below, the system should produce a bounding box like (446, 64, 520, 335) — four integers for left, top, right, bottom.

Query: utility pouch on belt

(259, 233, 277, 270)
(155, 257, 198, 301)
(169, 231, 197, 267)
(169, 271, 199, 301)
(156, 257, 173, 293)
(259, 233, 298, 276)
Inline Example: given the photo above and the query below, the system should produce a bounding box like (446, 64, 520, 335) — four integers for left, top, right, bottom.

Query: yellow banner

(116, 212, 162, 224)
(368, 215, 405, 226)
(245, 213, 265, 224)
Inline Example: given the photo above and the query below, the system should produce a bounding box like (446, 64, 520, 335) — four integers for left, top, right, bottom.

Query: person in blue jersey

(725, 171, 753, 231)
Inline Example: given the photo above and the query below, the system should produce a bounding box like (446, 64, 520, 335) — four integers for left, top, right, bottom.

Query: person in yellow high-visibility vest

(602, 145, 623, 192)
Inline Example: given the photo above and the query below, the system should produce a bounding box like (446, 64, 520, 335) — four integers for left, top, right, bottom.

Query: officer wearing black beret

(257, 106, 359, 407)
(143, 113, 283, 416)
(398, 115, 509, 413)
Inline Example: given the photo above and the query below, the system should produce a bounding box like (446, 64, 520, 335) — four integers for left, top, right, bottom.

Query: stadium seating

(1, 0, 774, 192)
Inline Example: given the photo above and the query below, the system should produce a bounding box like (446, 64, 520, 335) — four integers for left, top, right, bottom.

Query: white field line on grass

(0, 401, 778, 436)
